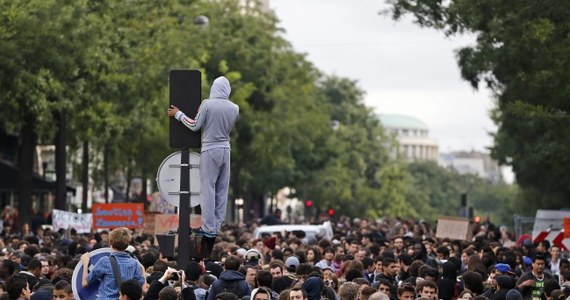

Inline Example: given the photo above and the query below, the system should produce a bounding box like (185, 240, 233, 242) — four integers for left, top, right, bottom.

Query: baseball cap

(523, 256, 532, 266)
(235, 248, 247, 257)
(285, 256, 300, 271)
(495, 263, 512, 274)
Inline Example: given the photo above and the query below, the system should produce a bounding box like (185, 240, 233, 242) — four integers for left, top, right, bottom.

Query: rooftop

(377, 114, 429, 130)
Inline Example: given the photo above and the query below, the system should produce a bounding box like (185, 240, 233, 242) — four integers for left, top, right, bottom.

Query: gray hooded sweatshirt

(175, 76, 239, 152)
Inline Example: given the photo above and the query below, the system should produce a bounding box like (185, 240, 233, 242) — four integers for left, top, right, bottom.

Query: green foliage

(405, 160, 520, 225)
(387, 0, 570, 212)
(309, 76, 393, 218)
(1, 0, 523, 222)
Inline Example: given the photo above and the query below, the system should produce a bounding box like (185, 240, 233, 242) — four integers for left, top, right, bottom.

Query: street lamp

(194, 15, 209, 27)
(235, 198, 244, 223)
(331, 120, 340, 131)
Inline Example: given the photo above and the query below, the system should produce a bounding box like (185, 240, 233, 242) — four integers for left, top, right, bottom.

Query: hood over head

(219, 269, 246, 281)
(506, 289, 522, 300)
(442, 261, 457, 280)
(209, 76, 231, 99)
(302, 277, 323, 300)
(496, 275, 515, 289)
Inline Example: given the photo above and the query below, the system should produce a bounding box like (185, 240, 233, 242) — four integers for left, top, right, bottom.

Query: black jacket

(143, 280, 198, 300)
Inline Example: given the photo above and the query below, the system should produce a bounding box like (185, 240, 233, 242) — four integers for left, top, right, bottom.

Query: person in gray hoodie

(168, 76, 239, 238)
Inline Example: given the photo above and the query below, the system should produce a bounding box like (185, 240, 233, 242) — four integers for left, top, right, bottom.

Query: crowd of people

(0, 214, 568, 300)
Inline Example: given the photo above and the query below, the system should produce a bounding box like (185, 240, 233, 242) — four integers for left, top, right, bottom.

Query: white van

(253, 221, 334, 241)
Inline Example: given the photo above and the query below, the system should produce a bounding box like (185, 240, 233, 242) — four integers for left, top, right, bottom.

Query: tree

(405, 160, 520, 225)
(310, 76, 393, 218)
(387, 0, 570, 211)
(0, 0, 103, 222)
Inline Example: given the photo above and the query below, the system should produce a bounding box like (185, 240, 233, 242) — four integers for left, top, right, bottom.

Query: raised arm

(80, 252, 90, 288)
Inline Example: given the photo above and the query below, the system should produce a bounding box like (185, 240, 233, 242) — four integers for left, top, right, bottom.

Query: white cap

(236, 248, 247, 257)
(245, 249, 263, 261)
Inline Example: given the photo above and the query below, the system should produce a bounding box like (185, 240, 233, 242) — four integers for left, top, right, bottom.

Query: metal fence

(513, 214, 565, 240)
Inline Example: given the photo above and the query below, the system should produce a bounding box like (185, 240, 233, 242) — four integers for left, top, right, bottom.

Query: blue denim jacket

(87, 251, 145, 299)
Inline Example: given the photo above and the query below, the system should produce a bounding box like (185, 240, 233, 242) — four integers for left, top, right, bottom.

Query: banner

(565, 217, 570, 238)
(92, 203, 144, 229)
(143, 212, 160, 235)
(155, 214, 201, 234)
(155, 214, 180, 233)
(436, 216, 473, 241)
(52, 209, 92, 234)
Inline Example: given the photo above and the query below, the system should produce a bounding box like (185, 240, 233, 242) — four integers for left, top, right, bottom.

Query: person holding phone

(144, 267, 197, 300)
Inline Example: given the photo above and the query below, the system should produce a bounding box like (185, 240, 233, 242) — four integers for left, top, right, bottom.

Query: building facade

(378, 114, 439, 161)
(439, 151, 503, 183)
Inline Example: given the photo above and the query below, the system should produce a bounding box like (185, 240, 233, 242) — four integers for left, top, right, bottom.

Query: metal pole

(178, 148, 190, 269)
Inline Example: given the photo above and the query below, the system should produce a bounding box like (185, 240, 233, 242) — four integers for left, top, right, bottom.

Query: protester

(3, 207, 570, 300)
(516, 253, 553, 300)
(167, 76, 239, 238)
(81, 227, 145, 299)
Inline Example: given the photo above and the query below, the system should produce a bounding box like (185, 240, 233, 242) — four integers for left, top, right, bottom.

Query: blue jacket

(206, 270, 251, 300)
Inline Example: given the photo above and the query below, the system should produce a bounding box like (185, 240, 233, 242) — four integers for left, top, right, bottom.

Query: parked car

(253, 221, 334, 240)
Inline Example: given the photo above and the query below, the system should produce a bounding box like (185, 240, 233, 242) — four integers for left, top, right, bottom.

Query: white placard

(52, 209, 92, 234)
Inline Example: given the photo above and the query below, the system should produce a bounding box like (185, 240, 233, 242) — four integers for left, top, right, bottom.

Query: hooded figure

(169, 76, 239, 237)
(302, 277, 336, 300)
(302, 277, 323, 300)
(505, 289, 523, 300)
(438, 261, 458, 300)
(492, 275, 516, 300)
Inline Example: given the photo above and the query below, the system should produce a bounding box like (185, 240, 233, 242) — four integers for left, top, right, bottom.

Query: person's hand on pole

(167, 105, 180, 117)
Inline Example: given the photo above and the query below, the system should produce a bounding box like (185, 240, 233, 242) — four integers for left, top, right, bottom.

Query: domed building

(377, 114, 439, 161)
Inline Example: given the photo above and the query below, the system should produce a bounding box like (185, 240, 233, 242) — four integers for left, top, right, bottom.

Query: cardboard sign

(154, 214, 201, 233)
(565, 217, 570, 238)
(143, 212, 160, 235)
(53, 209, 93, 234)
(436, 216, 472, 241)
(155, 214, 180, 233)
(92, 203, 144, 229)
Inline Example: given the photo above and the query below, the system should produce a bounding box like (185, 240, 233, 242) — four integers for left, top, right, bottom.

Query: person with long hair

(467, 254, 488, 278)
(305, 247, 322, 266)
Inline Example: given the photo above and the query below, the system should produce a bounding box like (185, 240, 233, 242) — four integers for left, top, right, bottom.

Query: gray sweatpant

(200, 147, 230, 234)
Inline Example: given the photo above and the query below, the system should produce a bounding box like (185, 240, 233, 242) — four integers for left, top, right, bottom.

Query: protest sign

(436, 216, 472, 241)
(92, 203, 144, 229)
(52, 209, 92, 233)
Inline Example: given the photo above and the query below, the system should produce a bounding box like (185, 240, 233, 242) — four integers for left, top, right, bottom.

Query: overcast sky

(270, 0, 497, 153)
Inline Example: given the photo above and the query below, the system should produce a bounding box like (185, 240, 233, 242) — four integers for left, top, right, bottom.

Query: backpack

(216, 279, 241, 296)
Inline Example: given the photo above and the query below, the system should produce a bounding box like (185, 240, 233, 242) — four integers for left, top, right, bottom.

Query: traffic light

(328, 208, 335, 216)
(304, 200, 313, 221)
